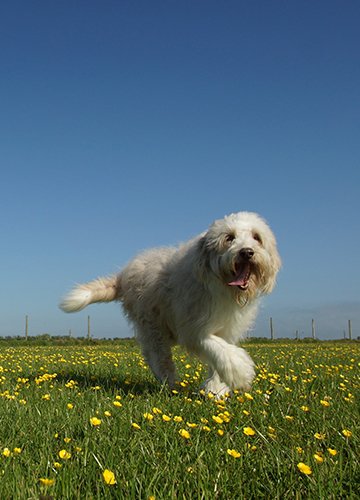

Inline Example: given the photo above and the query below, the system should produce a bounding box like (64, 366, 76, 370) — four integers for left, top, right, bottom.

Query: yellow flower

(64, 438, 71, 443)
(314, 433, 326, 440)
(296, 447, 304, 454)
(237, 396, 245, 403)
(285, 416, 294, 421)
(113, 401, 122, 407)
(314, 453, 323, 463)
(179, 429, 190, 439)
(53, 462, 62, 468)
(132, 423, 141, 430)
(42, 394, 50, 400)
(328, 448, 337, 456)
(297, 462, 312, 475)
(220, 414, 230, 423)
(67, 403, 73, 409)
(301, 406, 309, 412)
(243, 427, 255, 436)
(162, 414, 171, 422)
(243, 410, 250, 416)
(342, 429, 352, 437)
(3, 448, 10, 457)
(227, 449, 241, 458)
(244, 392, 253, 400)
(13, 448, 21, 454)
(39, 478, 56, 486)
(173, 416, 183, 422)
(152, 407, 162, 414)
(203, 426, 211, 432)
(320, 400, 330, 407)
(104, 411, 111, 417)
(186, 422, 198, 428)
(218, 429, 224, 436)
(90, 417, 101, 426)
(143, 413, 154, 420)
(59, 450, 71, 460)
(212, 416, 223, 424)
(115, 395, 122, 400)
(103, 469, 116, 485)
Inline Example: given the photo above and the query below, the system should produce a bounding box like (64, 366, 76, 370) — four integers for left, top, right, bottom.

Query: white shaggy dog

(60, 212, 281, 397)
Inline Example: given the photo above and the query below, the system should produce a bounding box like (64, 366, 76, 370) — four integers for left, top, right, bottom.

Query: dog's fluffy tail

(59, 275, 122, 313)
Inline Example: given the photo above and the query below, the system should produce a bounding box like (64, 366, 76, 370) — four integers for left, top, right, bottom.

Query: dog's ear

(261, 248, 282, 295)
(193, 235, 211, 282)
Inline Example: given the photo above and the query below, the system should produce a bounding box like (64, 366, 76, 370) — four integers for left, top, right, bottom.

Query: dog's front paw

(219, 346, 255, 391)
(201, 378, 232, 399)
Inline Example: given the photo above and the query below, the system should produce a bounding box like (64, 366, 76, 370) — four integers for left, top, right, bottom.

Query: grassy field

(0, 339, 358, 499)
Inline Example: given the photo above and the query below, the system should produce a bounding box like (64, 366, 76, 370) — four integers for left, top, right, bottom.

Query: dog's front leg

(139, 329, 178, 390)
(201, 367, 232, 398)
(197, 335, 255, 392)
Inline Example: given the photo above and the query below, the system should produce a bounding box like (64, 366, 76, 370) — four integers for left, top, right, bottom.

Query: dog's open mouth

(228, 262, 251, 290)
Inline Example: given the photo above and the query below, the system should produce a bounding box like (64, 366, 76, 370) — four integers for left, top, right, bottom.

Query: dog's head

(194, 212, 281, 304)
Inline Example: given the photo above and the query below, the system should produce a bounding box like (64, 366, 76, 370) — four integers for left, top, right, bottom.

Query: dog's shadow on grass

(53, 370, 175, 398)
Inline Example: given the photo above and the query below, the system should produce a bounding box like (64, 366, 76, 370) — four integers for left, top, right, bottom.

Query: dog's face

(195, 212, 281, 304)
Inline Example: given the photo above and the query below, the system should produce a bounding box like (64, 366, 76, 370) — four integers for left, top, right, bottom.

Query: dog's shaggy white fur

(60, 212, 281, 397)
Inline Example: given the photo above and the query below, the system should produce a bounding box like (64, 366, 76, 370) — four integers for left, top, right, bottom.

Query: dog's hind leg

(139, 329, 178, 390)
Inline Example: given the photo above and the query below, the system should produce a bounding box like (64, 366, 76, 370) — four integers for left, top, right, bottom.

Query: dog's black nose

(239, 247, 254, 260)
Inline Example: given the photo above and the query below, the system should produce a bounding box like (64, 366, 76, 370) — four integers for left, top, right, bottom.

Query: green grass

(0, 340, 358, 499)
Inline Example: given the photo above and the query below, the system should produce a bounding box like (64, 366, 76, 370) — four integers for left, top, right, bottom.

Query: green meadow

(0, 339, 358, 499)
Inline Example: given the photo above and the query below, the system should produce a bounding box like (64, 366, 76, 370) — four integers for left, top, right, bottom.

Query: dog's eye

(252, 233, 262, 244)
(224, 233, 235, 245)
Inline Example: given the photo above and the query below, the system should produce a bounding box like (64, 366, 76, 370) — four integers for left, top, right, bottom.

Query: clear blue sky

(1, 0, 359, 340)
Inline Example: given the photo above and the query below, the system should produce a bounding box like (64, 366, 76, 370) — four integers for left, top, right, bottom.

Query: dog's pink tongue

(228, 263, 249, 287)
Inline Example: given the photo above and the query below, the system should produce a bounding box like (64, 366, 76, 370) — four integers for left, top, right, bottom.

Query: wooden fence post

(312, 319, 316, 340)
(348, 320, 352, 341)
(69, 329, 72, 339)
(296, 330, 299, 341)
(270, 317, 274, 341)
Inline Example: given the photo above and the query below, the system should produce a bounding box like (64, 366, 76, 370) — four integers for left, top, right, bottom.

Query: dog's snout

(239, 247, 254, 260)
